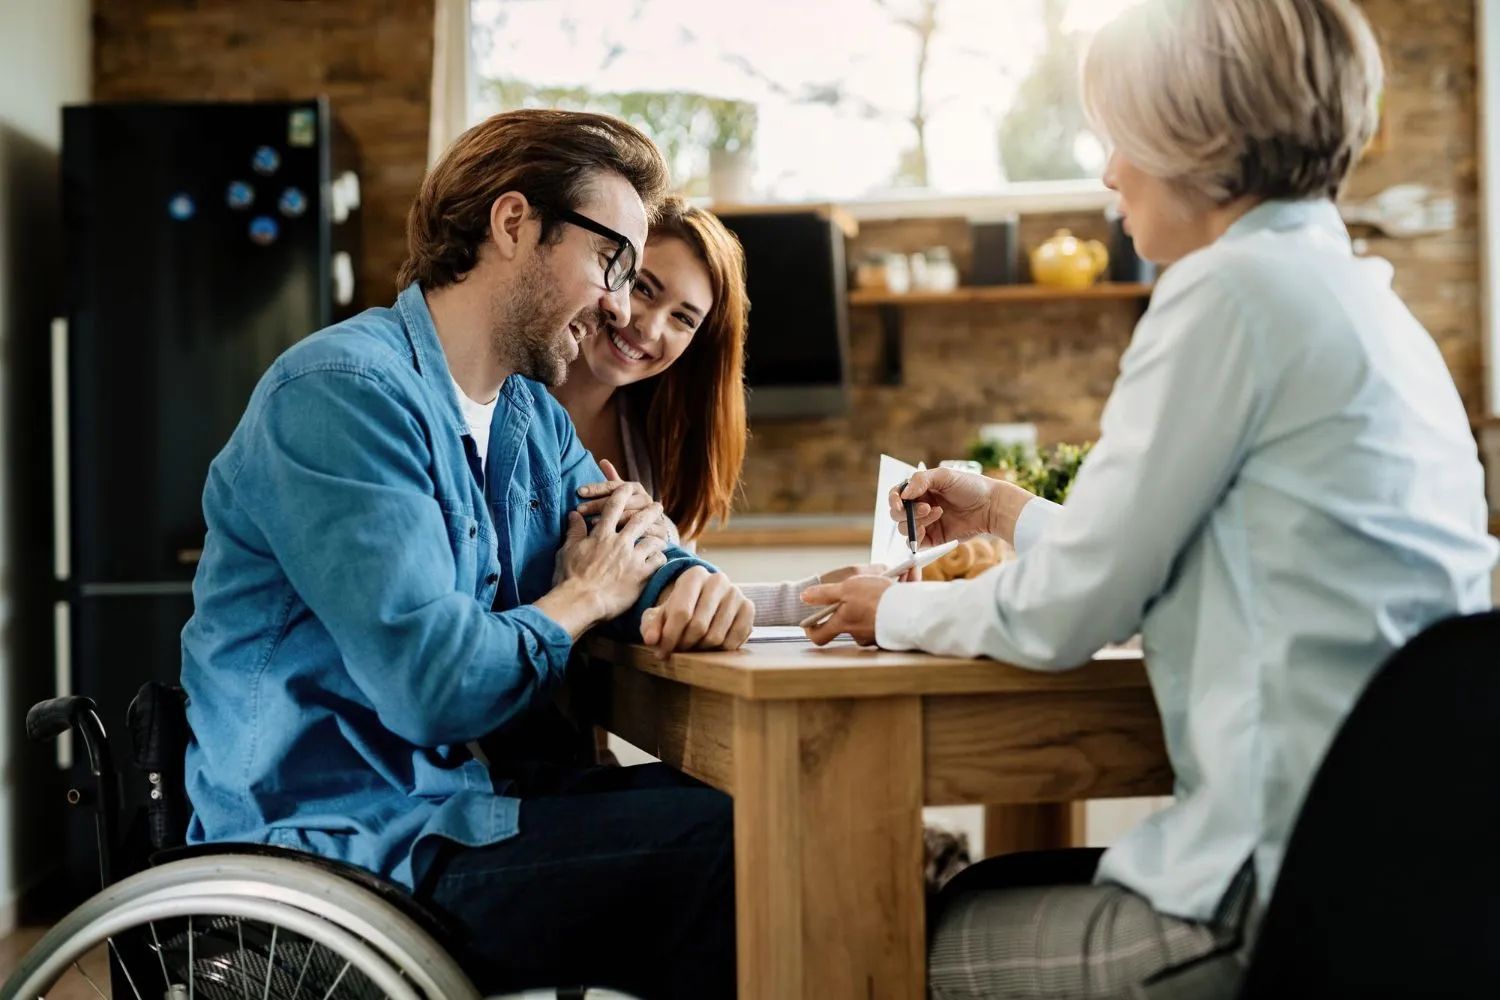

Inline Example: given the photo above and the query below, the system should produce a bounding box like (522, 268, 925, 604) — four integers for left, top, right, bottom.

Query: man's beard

(490, 254, 603, 386)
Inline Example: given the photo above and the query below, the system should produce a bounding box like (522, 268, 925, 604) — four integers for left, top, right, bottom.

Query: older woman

(802, 0, 1499, 997)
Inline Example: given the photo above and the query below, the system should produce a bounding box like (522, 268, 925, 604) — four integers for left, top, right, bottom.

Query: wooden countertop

(696, 514, 868, 548)
(584, 636, 1147, 701)
(699, 514, 1500, 546)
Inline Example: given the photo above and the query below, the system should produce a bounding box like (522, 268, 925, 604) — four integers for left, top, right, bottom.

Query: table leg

(982, 802, 1088, 858)
(731, 695, 925, 999)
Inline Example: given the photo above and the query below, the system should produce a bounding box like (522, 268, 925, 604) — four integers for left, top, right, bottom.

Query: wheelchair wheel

(5, 854, 480, 999)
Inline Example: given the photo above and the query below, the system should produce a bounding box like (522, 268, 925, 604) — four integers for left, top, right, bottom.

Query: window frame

(1480, 0, 1500, 416)
(453, 3, 1118, 219)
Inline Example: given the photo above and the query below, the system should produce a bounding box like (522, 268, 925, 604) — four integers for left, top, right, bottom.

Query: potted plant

(706, 99, 757, 203)
(967, 439, 1094, 504)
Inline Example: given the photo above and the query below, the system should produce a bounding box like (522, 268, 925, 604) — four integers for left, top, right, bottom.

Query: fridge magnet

(288, 108, 317, 148)
(248, 215, 280, 246)
(251, 145, 281, 175)
(167, 193, 195, 221)
(226, 180, 255, 210)
(278, 187, 308, 218)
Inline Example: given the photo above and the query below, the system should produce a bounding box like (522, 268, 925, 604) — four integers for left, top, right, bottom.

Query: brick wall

(86, 0, 1486, 516)
(91, 0, 434, 305)
(741, 0, 1487, 513)
(1348, 0, 1482, 416)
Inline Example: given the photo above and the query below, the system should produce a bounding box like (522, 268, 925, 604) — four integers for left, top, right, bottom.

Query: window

(469, 0, 1140, 205)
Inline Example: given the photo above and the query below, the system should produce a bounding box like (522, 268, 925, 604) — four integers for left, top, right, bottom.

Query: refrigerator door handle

(53, 601, 73, 770)
(52, 316, 70, 582)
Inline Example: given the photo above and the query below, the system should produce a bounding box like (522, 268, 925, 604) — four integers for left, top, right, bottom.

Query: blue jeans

(418, 762, 735, 999)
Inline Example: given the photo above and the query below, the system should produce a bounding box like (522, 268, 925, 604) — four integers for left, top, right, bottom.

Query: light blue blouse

(877, 199, 1498, 921)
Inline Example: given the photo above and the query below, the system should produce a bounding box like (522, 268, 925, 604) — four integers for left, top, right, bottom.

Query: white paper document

(747, 626, 853, 644)
(870, 454, 925, 568)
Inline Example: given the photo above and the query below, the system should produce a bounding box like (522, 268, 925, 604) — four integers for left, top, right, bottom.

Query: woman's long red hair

(624, 197, 748, 541)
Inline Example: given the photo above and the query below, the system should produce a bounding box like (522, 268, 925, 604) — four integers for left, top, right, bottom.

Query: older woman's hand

(889, 468, 998, 547)
(891, 467, 1038, 548)
(799, 574, 896, 646)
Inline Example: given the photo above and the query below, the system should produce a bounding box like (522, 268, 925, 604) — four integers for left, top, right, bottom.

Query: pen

(899, 478, 918, 557)
(796, 539, 962, 629)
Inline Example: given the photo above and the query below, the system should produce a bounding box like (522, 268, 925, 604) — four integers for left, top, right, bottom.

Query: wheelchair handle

(26, 694, 119, 887)
(27, 695, 101, 745)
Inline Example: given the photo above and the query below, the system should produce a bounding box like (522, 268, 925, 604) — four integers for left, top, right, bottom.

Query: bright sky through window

(471, 0, 1142, 201)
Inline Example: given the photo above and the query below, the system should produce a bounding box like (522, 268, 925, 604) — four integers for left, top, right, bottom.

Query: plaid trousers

(929, 849, 1255, 1000)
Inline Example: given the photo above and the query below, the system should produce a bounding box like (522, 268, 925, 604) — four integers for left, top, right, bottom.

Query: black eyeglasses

(557, 209, 638, 293)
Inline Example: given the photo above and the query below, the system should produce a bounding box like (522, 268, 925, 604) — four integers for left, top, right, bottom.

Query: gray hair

(1082, 0, 1384, 204)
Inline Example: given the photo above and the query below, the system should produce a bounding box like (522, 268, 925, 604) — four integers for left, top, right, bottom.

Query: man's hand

(799, 574, 897, 646)
(575, 460, 674, 543)
(640, 565, 754, 659)
(538, 487, 667, 638)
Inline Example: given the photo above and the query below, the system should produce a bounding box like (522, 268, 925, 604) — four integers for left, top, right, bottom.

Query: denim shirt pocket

(442, 506, 482, 597)
(508, 471, 563, 518)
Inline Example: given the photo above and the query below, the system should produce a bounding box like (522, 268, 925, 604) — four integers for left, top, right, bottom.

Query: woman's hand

(818, 562, 918, 586)
(576, 460, 673, 542)
(545, 487, 668, 626)
(799, 574, 896, 646)
(817, 563, 885, 585)
(890, 468, 1021, 547)
(640, 566, 755, 658)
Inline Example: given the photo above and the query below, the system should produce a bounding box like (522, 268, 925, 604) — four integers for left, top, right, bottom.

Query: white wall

(0, 0, 91, 934)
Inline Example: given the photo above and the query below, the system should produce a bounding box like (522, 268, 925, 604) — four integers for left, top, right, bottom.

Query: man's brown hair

(397, 109, 670, 290)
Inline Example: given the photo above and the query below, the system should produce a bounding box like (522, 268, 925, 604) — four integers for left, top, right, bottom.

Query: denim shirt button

(485, 573, 498, 585)
(528, 499, 540, 511)
(467, 525, 477, 539)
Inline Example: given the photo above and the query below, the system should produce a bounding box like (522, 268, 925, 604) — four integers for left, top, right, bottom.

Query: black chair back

(1242, 610, 1500, 997)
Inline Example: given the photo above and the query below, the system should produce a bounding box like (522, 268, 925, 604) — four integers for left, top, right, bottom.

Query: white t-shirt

(450, 376, 498, 471)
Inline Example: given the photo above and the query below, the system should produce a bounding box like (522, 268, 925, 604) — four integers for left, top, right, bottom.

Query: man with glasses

(180, 110, 746, 998)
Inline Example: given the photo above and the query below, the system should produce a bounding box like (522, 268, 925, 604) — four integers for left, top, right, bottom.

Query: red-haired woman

(551, 196, 859, 646)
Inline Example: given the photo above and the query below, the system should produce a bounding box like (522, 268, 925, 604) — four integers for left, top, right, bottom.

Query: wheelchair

(5, 683, 634, 1000)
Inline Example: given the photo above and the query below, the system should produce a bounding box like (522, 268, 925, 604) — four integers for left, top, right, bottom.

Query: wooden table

(574, 638, 1173, 1000)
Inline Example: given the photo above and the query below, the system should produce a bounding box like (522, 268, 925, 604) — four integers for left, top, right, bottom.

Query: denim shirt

(182, 282, 712, 888)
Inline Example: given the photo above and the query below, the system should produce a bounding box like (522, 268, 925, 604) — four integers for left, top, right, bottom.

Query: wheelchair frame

(5, 692, 482, 1000)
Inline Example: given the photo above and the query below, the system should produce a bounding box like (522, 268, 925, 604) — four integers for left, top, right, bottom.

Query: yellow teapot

(1029, 229, 1110, 289)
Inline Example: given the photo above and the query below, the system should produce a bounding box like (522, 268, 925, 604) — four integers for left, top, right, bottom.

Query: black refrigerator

(53, 98, 361, 898)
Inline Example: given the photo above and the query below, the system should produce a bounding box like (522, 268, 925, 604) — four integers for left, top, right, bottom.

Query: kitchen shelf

(851, 282, 1154, 385)
(849, 282, 1154, 306)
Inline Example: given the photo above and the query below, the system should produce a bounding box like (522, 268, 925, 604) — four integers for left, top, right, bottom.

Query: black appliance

(970, 215, 1020, 285)
(714, 208, 851, 418)
(52, 98, 361, 898)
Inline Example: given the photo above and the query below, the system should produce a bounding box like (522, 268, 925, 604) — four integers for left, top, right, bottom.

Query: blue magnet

(278, 187, 308, 218)
(226, 180, 255, 210)
(248, 215, 279, 246)
(251, 145, 281, 175)
(167, 193, 195, 221)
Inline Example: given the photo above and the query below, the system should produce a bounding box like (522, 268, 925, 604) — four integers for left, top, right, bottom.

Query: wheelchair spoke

(317, 960, 350, 1000)
(289, 938, 316, 998)
(261, 925, 278, 1000)
(148, 921, 171, 990)
(71, 959, 108, 999)
(237, 918, 251, 1000)
(105, 936, 146, 1000)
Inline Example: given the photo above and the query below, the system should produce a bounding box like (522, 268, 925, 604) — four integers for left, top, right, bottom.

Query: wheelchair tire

(3, 853, 480, 999)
